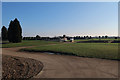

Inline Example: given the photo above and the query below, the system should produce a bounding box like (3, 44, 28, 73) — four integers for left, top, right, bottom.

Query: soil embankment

(2, 55, 43, 79)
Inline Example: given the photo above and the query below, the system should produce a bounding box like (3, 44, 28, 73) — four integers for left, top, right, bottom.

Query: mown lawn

(21, 43, 118, 60)
(74, 38, 119, 42)
(2, 40, 60, 48)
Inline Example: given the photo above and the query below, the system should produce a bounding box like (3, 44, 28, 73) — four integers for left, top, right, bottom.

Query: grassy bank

(74, 38, 119, 42)
(21, 43, 118, 60)
(2, 40, 60, 48)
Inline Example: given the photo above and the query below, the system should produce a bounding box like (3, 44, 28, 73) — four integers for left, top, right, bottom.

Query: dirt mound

(2, 55, 43, 79)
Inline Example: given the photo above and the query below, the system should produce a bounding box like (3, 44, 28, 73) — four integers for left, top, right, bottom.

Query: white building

(60, 37, 68, 42)
(70, 38, 74, 42)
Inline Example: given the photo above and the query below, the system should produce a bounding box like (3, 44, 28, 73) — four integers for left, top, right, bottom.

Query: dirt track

(2, 47, 118, 78)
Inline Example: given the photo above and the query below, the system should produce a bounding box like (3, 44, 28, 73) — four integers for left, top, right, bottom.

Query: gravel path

(2, 47, 119, 78)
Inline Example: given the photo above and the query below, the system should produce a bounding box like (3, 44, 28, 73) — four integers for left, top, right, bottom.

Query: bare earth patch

(2, 55, 43, 79)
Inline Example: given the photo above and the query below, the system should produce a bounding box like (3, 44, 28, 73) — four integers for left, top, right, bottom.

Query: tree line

(23, 35, 117, 41)
(1, 18, 118, 42)
(1, 18, 22, 43)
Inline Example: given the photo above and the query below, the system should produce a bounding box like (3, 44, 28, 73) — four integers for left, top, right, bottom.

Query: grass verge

(20, 43, 119, 60)
(2, 40, 60, 48)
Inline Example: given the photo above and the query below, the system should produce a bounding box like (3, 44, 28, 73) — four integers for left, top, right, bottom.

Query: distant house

(60, 37, 68, 42)
(70, 38, 74, 42)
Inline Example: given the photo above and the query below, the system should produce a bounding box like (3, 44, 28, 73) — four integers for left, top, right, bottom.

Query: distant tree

(23, 37, 26, 40)
(102, 36, 104, 38)
(105, 35, 108, 38)
(36, 35, 41, 40)
(115, 37, 118, 39)
(1, 26, 8, 40)
(99, 36, 101, 39)
(8, 18, 22, 43)
(84, 36, 86, 39)
(98, 36, 101, 40)
(86, 36, 89, 39)
(89, 36, 92, 39)
(63, 35, 66, 38)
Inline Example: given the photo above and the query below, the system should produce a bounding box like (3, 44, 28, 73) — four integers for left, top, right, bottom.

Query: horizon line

(23, 35, 119, 37)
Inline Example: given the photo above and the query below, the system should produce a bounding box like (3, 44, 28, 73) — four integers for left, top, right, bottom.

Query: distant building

(70, 38, 74, 42)
(60, 37, 68, 42)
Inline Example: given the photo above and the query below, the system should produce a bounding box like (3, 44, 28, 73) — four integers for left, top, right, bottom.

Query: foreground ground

(2, 47, 118, 78)
(2, 55, 43, 79)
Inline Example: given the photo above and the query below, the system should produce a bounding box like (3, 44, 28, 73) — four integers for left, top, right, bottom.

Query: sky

(2, 2, 118, 37)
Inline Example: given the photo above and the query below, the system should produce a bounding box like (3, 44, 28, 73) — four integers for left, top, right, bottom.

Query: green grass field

(2, 40, 60, 48)
(74, 38, 118, 42)
(2, 39, 119, 60)
(2, 38, 118, 48)
(21, 43, 118, 60)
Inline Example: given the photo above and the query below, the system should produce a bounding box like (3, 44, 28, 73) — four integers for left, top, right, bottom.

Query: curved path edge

(2, 47, 119, 78)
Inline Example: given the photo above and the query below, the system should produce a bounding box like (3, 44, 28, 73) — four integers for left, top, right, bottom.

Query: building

(59, 37, 68, 42)
(70, 38, 74, 42)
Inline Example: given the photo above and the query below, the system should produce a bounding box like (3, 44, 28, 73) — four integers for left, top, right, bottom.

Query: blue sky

(2, 2, 118, 37)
